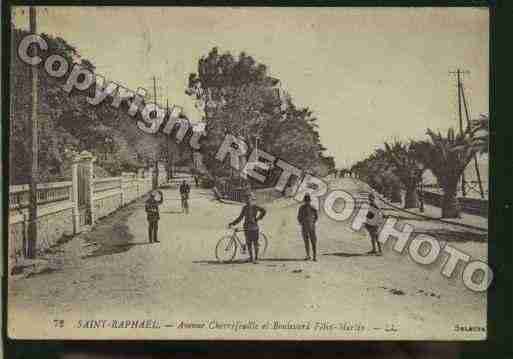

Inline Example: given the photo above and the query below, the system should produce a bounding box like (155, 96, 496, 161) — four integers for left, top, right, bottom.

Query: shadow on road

(194, 257, 311, 265)
(323, 252, 370, 257)
(193, 259, 250, 265)
(24, 266, 59, 278)
(81, 203, 140, 259)
(260, 258, 306, 262)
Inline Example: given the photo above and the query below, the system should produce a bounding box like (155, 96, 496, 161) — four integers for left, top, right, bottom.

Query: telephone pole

(26, 7, 39, 258)
(9, 21, 15, 184)
(450, 69, 469, 198)
(166, 98, 174, 180)
(459, 73, 486, 199)
(152, 76, 159, 189)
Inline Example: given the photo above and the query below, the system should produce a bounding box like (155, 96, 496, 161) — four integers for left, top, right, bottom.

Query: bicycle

(215, 227, 268, 263)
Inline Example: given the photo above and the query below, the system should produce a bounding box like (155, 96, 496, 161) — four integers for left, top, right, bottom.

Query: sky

(12, 7, 489, 168)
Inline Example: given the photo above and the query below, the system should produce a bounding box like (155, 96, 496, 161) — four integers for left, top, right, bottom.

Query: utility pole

(460, 77, 486, 199)
(9, 21, 15, 184)
(153, 76, 157, 109)
(450, 69, 469, 198)
(166, 98, 174, 180)
(152, 76, 159, 189)
(27, 7, 39, 259)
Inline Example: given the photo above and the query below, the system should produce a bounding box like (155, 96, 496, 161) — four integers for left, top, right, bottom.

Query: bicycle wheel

(215, 235, 237, 262)
(258, 232, 268, 259)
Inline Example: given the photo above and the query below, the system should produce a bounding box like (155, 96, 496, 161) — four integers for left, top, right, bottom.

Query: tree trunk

(390, 183, 402, 203)
(404, 184, 419, 209)
(441, 186, 461, 218)
(384, 186, 393, 201)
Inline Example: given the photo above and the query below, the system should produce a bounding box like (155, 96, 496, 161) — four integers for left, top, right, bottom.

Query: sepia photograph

(6, 6, 490, 340)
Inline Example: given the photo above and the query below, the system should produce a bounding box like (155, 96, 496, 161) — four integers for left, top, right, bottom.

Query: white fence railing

(8, 150, 173, 271)
(93, 177, 122, 193)
(9, 175, 154, 211)
(9, 182, 73, 210)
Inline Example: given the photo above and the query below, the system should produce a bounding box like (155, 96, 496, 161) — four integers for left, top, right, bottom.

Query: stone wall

(9, 161, 160, 265)
(94, 191, 123, 220)
(93, 179, 153, 220)
(421, 190, 488, 218)
(9, 203, 74, 262)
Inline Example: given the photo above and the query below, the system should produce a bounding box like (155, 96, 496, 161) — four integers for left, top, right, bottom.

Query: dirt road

(8, 178, 486, 340)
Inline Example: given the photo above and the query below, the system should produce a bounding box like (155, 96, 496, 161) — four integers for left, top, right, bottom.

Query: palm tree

(470, 113, 489, 154)
(384, 141, 424, 209)
(412, 128, 480, 218)
(353, 150, 402, 202)
(372, 149, 402, 202)
(382, 169, 403, 203)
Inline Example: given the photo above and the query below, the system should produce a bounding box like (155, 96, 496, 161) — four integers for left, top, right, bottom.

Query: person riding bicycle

(228, 193, 266, 264)
(179, 180, 191, 214)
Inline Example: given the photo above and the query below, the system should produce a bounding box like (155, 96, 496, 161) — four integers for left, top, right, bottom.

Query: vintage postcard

(7, 6, 489, 340)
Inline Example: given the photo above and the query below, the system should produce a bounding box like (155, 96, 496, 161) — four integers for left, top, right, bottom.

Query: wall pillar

(72, 151, 95, 232)
(88, 154, 96, 225)
(71, 158, 80, 234)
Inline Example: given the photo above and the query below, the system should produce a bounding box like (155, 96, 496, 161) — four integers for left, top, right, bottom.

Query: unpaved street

(8, 178, 486, 340)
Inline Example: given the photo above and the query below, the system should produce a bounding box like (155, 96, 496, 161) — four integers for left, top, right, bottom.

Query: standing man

(297, 194, 319, 261)
(228, 193, 266, 264)
(145, 190, 163, 243)
(365, 193, 383, 256)
(179, 180, 191, 214)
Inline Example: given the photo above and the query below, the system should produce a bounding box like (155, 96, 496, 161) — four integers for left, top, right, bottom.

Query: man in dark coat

(297, 194, 319, 261)
(228, 194, 266, 264)
(145, 190, 163, 243)
(179, 180, 191, 214)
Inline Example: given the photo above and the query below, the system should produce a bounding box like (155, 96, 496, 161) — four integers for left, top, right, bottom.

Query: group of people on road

(226, 191, 383, 263)
(227, 192, 320, 263)
(145, 180, 384, 262)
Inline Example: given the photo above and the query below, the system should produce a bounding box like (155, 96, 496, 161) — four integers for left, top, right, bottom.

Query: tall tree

(10, 26, 163, 182)
(350, 149, 402, 203)
(412, 128, 480, 218)
(186, 47, 330, 188)
(469, 113, 489, 154)
(384, 141, 425, 209)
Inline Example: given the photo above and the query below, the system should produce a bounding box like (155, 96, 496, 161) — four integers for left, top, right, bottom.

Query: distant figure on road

(365, 193, 383, 256)
(179, 180, 191, 214)
(145, 190, 163, 243)
(228, 194, 266, 264)
(297, 194, 319, 261)
(194, 175, 199, 188)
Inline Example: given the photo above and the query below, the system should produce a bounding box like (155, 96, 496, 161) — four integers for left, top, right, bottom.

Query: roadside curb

(352, 178, 487, 233)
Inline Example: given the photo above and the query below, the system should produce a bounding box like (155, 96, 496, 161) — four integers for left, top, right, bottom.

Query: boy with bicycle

(228, 193, 266, 264)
